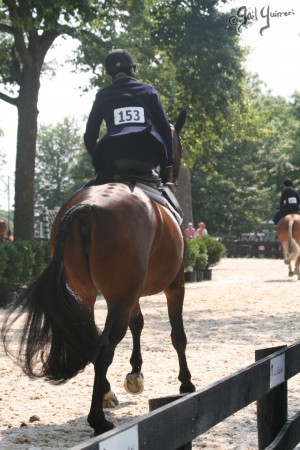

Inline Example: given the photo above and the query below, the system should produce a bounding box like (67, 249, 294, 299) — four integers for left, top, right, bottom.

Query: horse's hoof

(124, 372, 144, 395)
(289, 271, 294, 277)
(94, 419, 115, 436)
(103, 390, 119, 408)
(180, 381, 196, 393)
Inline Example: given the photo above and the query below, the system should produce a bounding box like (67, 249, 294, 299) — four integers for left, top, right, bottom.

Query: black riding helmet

(104, 49, 136, 76)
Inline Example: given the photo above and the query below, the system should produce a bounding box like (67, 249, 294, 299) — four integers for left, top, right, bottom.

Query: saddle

(112, 159, 183, 225)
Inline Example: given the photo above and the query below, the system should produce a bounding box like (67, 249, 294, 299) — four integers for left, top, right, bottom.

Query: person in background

(273, 179, 300, 225)
(185, 222, 195, 240)
(196, 222, 208, 236)
(248, 230, 261, 241)
(83, 49, 173, 185)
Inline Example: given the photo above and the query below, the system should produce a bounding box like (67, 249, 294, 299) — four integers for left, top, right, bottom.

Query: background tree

(0, 129, 11, 221)
(0, 0, 125, 240)
(74, 0, 248, 226)
(151, 0, 248, 162)
(35, 117, 93, 209)
(191, 80, 300, 237)
(2, 0, 296, 240)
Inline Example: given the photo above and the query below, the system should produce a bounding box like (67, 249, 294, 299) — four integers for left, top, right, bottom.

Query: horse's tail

(286, 219, 300, 262)
(1, 204, 100, 384)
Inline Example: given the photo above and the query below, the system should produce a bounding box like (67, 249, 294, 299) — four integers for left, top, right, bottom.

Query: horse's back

(51, 183, 184, 301)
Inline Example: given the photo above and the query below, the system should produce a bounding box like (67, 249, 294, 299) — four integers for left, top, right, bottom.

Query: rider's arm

(84, 93, 104, 156)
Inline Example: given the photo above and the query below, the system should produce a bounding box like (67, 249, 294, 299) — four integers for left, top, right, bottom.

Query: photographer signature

(229, 5, 295, 35)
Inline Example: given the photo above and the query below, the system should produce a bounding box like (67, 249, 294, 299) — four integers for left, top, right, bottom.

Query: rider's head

(283, 179, 293, 188)
(104, 49, 136, 80)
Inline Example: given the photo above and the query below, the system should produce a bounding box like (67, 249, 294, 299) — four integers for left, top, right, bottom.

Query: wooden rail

(222, 240, 282, 259)
(70, 342, 300, 450)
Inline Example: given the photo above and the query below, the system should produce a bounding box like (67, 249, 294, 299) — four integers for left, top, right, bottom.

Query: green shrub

(0, 245, 9, 284)
(193, 238, 208, 271)
(184, 238, 208, 271)
(184, 239, 199, 270)
(199, 235, 226, 268)
(32, 242, 51, 275)
(0, 241, 50, 285)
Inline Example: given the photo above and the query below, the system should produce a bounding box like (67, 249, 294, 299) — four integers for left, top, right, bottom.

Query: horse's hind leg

(296, 257, 300, 280)
(124, 304, 144, 395)
(87, 305, 132, 435)
(164, 271, 195, 394)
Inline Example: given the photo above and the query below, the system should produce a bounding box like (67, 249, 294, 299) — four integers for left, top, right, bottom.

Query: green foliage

(150, 0, 248, 162)
(0, 241, 50, 284)
(0, 0, 132, 239)
(193, 238, 208, 271)
(184, 238, 208, 270)
(199, 235, 226, 267)
(35, 117, 94, 208)
(184, 239, 199, 269)
(191, 79, 300, 237)
(2, 0, 298, 242)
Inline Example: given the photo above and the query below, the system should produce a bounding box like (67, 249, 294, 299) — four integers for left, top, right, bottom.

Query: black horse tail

(1, 204, 100, 384)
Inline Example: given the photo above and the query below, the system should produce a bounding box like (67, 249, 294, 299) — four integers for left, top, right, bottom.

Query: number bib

(114, 107, 145, 125)
(288, 197, 297, 204)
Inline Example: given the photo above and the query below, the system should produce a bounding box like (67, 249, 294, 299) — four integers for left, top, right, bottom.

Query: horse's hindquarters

(143, 204, 184, 294)
(277, 214, 300, 278)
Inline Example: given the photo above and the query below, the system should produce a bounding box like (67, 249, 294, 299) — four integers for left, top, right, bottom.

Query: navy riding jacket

(280, 187, 300, 212)
(83, 76, 173, 167)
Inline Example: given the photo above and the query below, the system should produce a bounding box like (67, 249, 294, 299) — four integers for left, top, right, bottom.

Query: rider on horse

(84, 49, 173, 185)
(273, 179, 300, 225)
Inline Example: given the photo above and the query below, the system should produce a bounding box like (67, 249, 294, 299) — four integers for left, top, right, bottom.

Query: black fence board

(70, 342, 300, 450)
(222, 240, 281, 259)
(265, 412, 300, 450)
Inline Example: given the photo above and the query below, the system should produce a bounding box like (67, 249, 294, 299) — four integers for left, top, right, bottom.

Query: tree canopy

(0, 0, 125, 239)
(1, 0, 298, 240)
(35, 117, 93, 209)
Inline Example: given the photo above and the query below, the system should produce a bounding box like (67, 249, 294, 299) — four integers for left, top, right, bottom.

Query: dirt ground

(1, 257, 300, 449)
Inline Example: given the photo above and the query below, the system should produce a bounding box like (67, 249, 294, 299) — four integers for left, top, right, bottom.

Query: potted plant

(193, 238, 208, 281)
(199, 235, 226, 280)
(184, 239, 199, 282)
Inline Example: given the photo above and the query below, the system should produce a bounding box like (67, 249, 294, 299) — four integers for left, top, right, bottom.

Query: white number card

(270, 354, 285, 389)
(114, 107, 145, 125)
(98, 425, 138, 450)
(288, 197, 297, 204)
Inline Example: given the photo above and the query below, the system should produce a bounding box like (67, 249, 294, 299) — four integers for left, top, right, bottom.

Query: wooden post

(256, 346, 287, 450)
(149, 394, 192, 450)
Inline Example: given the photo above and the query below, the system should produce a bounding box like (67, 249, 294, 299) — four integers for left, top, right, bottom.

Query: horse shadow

(265, 279, 297, 283)
(0, 403, 140, 448)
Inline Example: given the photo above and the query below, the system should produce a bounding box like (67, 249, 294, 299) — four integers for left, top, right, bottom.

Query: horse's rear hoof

(180, 381, 196, 393)
(103, 390, 119, 408)
(94, 419, 115, 436)
(124, 372, 144, 395)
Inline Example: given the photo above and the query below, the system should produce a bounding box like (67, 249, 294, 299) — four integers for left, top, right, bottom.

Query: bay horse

(1, 110, 195, 436)
(276, 214, 300, 279)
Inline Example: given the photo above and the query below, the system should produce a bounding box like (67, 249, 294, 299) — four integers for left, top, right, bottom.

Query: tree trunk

(177, 166, 194, 226)
(14, 66, 40, 240)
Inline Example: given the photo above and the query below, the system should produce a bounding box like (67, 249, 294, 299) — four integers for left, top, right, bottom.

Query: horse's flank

(50, 183, 184, 308)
